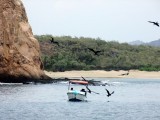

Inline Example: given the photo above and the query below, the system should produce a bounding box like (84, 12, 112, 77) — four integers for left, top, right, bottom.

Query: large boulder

(0, 0, 51, 83)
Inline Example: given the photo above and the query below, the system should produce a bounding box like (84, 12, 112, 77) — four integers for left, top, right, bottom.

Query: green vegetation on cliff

(35, 35, 160, 71)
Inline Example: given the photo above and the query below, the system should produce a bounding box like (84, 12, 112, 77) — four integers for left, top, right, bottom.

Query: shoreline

(44, 70, 160, 79)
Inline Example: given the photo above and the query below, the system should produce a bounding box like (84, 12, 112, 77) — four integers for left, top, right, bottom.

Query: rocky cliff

(0, 0, 51, 83)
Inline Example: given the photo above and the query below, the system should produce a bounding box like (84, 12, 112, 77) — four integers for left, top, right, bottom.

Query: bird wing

(105, 89, 110, 95)
(54, 41, 59, 46)
(86, 85, 91, 93)
(148, 21, 154, 23)
(51, 37, 54, 40)
(50, 37, 54, 43)
(81, 76, 87, 81)
(111, 91, 114, 94)
(95, 51, 101, 54)
(155, 22, 159, 26)
(88, 48, 95, 52)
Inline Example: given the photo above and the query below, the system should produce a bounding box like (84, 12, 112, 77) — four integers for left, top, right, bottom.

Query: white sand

(44, 70, 160, 79)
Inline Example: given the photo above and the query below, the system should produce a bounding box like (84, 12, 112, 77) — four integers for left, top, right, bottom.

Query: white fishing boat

(67, 80, 88, 101)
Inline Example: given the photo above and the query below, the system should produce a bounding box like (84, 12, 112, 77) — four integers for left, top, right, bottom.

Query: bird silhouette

(148, 21, 159, 27)
(88, 48, 101, 55)
(50, 37, 60, 46)
(105, 88, 114, 97)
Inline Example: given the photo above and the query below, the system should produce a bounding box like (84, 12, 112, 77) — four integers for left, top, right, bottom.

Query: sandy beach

(44, 70, 160, 79)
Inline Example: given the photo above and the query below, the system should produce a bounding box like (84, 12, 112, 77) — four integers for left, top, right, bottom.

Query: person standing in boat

(81, 89, 87, 96)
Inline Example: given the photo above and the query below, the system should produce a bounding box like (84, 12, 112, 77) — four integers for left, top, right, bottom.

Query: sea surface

(0, 78, 160, 120)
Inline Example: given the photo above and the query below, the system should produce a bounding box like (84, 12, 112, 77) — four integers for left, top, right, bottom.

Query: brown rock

(0, 0, 52, 83)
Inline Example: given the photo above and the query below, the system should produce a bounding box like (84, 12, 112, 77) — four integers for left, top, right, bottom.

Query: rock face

(0, 0, 51, 83)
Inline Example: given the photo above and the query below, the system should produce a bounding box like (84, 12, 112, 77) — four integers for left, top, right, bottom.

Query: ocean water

(0, 78, 160, 120)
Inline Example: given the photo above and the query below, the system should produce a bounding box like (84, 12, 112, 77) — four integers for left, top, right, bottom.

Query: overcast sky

(22, 0, 160, 43)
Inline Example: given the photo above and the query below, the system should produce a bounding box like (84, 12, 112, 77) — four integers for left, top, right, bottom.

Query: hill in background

(129, 39, 160, 47)
(147, 39, 160, 47)
(129, 40, 145, 46)
(35, 35, 160, 72)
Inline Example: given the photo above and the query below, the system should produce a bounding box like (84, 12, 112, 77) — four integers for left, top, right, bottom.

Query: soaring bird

(105, 88, 114, 97)
(148, 21, 159, 27)
(88, 48, 101, 55)
(50, 37, 60, 46)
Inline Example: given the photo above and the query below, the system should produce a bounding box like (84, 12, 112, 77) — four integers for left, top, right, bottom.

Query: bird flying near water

(105, 88, 114, 97)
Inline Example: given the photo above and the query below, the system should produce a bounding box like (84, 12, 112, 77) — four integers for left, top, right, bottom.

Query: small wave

(59, 81, 68, 84)
(110, 82, 130, 86)
(0, 82, 23, 85)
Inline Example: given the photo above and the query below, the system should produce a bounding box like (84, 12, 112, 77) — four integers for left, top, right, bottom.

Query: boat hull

(67, 91, 86, 101)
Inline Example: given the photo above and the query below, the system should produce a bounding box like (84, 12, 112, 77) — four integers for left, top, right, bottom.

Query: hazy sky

(22, 0, 160, 43)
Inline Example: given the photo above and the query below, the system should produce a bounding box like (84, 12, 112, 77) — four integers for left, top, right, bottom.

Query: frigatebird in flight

(88, 48, 101, 55)
(105, 88, 114, 97)
(50, 37, 60, 46)
(148, 21, 159, 27)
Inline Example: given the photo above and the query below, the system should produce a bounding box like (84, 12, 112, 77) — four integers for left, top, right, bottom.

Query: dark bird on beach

(88, 48, 101, 55)
(120, 70, 129, 76)
(105, 88, 114, 97)
(50, 37, 60, 46)
(148, 21, 159, 27)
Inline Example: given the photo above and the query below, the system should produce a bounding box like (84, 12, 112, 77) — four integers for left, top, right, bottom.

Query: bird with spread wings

(88, 48, 102, 56)
(50, 37, 60, 46)
(148, 21, 159, 27)
(105, 88, 114, 97)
